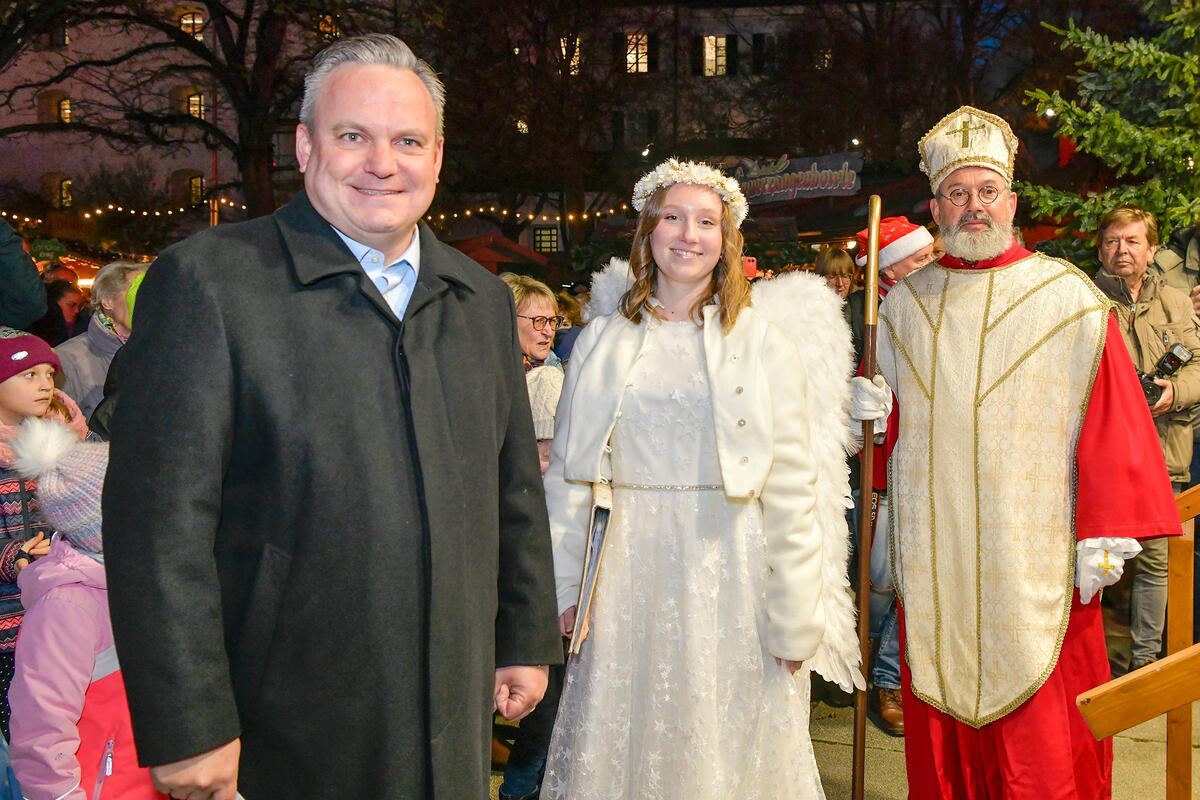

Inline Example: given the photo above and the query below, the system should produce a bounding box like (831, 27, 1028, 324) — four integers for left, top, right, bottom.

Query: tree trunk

(240, 141, 276, 219)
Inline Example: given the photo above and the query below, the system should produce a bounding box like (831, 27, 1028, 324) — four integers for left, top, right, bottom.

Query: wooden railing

(1076, 483, 1198, 800)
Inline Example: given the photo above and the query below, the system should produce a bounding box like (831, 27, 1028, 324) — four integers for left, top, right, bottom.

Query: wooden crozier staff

(851, 195, 882, 800)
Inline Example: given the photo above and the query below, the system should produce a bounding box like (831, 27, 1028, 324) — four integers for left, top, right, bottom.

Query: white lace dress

(540, 319, 825, 799)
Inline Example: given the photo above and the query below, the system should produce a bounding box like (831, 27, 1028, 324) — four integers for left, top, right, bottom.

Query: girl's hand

(558, 606, 577, 638)
(22, 532, 50, 558)
(775, 656, 804, 675)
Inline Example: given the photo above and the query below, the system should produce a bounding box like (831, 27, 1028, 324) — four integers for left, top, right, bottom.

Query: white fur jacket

(544, 259, 864, 691)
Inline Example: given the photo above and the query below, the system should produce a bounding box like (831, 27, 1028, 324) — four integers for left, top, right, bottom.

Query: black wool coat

(102, 191, 563, 798)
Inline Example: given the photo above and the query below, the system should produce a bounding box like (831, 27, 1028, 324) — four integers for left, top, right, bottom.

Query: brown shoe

(870, 687, 905, 737)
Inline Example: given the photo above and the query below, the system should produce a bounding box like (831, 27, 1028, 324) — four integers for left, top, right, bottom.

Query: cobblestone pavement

(490, 696, 1200, 799)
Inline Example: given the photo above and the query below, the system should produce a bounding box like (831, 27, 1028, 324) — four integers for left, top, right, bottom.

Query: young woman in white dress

(540, 160, 866, 799)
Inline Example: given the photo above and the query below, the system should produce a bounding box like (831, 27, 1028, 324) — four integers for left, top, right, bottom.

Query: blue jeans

(870, 591, 901, 689)
(867, 492, 901, 689)
(1129, 534, 1168, 666)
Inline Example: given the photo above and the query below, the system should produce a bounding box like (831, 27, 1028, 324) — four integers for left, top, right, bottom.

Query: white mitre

(918, 106, 1019, 193)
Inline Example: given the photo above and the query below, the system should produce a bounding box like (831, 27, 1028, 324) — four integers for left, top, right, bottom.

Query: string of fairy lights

(4, 198, 622, 228)
(425, 203, 631, 223)
(0, 197, 247, 227)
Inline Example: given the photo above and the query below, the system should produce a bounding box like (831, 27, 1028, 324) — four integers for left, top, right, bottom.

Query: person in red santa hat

(846, 216, 935, 365)
(875, 106, 1179, 799)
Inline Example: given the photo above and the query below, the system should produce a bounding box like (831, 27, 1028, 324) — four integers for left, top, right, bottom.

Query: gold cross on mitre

(946, 117, 987, 148)
(1099, 549, 1116, 576)
(918, 105, 1018, 194)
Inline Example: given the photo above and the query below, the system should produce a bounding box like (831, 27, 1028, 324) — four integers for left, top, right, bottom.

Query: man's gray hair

(299, 34, 446, 138)
(91, 261, 146, 309)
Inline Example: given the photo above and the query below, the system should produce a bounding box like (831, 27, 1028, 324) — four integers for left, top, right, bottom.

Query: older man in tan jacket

(1093, 205, 1200, 672)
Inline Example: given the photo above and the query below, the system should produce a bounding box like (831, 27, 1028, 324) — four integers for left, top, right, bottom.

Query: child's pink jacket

(8, 536, 164, 800)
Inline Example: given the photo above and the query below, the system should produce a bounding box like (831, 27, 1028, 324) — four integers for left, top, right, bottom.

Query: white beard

(942, 213, 1013, 262)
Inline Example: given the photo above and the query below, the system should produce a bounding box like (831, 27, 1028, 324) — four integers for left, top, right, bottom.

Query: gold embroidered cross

(1099, 550, 1116, 576)
(947, 118, 986, 147)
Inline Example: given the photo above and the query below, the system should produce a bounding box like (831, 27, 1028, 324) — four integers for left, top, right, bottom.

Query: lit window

(318, 14, 339, 40)
(703, 35, 727, 76)
(560, 36, 581, 75)
(187, 92, 205, 120)
(814, 49, 832, 71)
(179, 12, 205, 41)
(189, 176, 205, 205)
(626, 33, 649, 73)
(58, 179, 72, 209)
(516, 119, 529, 134)
(57, 98, 71, 123)
(51, 27, 70, 47)
(533, 226, 559, 253)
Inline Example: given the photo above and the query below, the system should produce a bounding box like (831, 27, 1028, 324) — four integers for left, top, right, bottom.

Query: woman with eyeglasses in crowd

(501, 273, 569, 371)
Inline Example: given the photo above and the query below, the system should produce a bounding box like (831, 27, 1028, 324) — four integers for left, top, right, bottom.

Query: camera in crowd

(1138, 343, 1192, 406)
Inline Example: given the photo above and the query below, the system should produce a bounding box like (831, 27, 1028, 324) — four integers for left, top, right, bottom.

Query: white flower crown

(631, 158, 749, 228)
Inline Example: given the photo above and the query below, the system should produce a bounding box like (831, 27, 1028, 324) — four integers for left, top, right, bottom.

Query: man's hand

(149, 738, 240, 800)
(1151, 377, 1175, 417)
(850, 375, 892, 435)
(1189, 284, 1200, 317)
(1076, 537, 1141, 604)
(493, 665, 548, 722)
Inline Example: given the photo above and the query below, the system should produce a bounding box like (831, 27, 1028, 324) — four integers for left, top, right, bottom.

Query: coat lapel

(405, 224, 477, 321)
(274, 191, 364, 285)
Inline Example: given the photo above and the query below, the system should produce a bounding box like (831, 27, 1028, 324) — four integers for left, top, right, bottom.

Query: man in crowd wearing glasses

(875, 106, 1180, 798)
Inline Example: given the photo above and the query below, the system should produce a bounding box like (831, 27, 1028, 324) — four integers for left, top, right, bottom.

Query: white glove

(851, 375, 893, 435)
(1075, 537, 1142, 604)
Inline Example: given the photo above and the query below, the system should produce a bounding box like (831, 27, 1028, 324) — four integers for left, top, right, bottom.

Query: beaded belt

(611, 482, 723, 491)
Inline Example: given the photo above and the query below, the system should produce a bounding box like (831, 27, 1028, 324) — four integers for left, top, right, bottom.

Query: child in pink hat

(0, 327, 86, 739)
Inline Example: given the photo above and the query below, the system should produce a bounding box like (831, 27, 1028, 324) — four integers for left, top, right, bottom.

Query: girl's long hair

(46, 395, 72, 423)
(619, 184, 751, 334)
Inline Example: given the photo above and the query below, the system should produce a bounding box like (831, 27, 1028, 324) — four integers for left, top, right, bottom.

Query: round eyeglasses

(517, 314, 570, 331)
(940, 186, 1003, 207)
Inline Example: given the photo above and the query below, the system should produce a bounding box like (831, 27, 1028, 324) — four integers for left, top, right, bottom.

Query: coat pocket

(1149, 319, 1189, 350)
(90, 739, 114, 800)
(231, 543, 292, 717)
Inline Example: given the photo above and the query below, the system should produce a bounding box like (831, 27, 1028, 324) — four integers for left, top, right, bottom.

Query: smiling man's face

(296, 63, 443, 261)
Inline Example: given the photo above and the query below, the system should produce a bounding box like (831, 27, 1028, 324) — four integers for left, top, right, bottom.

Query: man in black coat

(103, 34, 562, 800)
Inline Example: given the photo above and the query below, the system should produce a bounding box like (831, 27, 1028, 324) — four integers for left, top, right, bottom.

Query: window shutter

(648, 32, 660, 72)
(725, 35, 739, 76)
(692, 35, 703, 76)
(611, 111, 625, 151)
(752, 33, 766, 74)
(613, 32, 624, 69)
